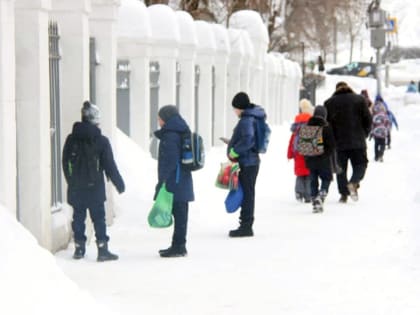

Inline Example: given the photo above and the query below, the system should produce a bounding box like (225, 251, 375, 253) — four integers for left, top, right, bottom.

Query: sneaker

(339, 194, 348, 203)
(347, 183, 359, 201)
(229, 226, 254, 237)
(312, 196, 323, 213)
(159, 246, 187, 258)
(378, 156, 384, 162)
(319, 190, 327, 202)
(295, 193, 303, 202)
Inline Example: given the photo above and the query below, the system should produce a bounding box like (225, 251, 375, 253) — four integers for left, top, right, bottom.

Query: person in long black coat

(324, 82, 372, 203)
(62, 101, 125, 261)
(304, 106, 336, 213)
(154, 105, 194, 257)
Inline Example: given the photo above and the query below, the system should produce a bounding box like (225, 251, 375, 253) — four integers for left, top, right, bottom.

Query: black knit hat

(232, 92, 252, 110)
(158, 105, 178, 122)
(313, 105, 327, 119)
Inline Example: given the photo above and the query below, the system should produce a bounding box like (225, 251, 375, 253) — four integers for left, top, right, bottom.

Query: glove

(228, 148, 239, 162)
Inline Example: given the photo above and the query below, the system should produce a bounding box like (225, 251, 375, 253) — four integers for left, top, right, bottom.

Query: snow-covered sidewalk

(54, 102, 420, 315)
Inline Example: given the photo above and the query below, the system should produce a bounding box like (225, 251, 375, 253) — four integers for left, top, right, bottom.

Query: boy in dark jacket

(227, 92, 266, 237)
(62, 101, 125, 261)
(154, 105, 194, 257)
(304, 106, 336, 213)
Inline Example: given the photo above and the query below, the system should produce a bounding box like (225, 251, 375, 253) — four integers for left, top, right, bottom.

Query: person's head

(361, 89, 369, 97)
(158, 105, 178, 127)
(313, 105, 327, 120)
(299, 98, 314, 115)
(232, 92, 253, 116)
(81, 101, 100, 125)
(336, 81, 348, 90)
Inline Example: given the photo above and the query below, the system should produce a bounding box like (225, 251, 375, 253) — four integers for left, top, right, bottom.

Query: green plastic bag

(148, 184, 174, 228)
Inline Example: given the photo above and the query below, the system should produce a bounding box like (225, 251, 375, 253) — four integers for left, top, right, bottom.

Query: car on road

(327, 62, 376, 78)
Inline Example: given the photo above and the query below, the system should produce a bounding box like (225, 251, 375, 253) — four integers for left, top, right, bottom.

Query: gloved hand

(228, 148, 239, 162)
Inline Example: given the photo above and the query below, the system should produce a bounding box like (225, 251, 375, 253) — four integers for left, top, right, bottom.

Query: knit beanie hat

(299, 98, 314, 114)
(158, 105, 179, 122)
(232, 92, 252, 110)
(81, 101, 100, 125)
(313, 105, 327, 119)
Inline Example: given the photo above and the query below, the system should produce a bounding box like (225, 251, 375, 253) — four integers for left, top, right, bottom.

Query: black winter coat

(304, 116, 336, 171)
(62, 121, 125, 208)
(324, 87, 372, 151)
(154, 114, 194, 203)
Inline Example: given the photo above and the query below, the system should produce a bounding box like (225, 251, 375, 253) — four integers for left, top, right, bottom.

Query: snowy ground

(52, 80, 420, 314)
(2, 76, 420, 314)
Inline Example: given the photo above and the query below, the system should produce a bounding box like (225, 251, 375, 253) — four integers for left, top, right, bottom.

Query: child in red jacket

(287, 99, 314, 203)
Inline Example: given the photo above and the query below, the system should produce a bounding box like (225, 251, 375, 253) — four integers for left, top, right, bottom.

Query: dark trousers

(309, 168, 332, 198)
(72, 203, 109, 243)
(172, 201, 189, 247)
(374, 137, 386, 160)
(295, 175, 311, 200)
(238, 164, 259, 227)
(336, 149, 368, 196)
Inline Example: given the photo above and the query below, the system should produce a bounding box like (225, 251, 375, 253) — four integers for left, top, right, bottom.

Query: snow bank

(0, 205, 114, 315)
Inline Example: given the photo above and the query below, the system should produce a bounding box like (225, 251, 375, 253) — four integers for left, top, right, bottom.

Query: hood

(294, 112, 311, 123)
(154, 114, 190, 139)
(241, 105, 266, 120)
(71, 121, 101, 140)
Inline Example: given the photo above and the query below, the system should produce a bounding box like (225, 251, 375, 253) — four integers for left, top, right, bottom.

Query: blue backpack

(254, 118, 271, 153)
(181, 132, 205, 171)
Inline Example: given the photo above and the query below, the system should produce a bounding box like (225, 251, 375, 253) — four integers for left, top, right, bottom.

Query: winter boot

(295, 192, 303, 202)
(319, 190, 328, 203)
(347, 182, 359, 201)
(159, 245, 187, 258)
(339, 194, 348, 203)
(96, 241, 119, 262)
(229, 225, 254, 237)
(312, 196, 323, 213)
(73, 241, 85, 260)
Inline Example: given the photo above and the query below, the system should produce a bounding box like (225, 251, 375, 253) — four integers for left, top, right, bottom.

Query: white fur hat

(299, 98, 314, 114)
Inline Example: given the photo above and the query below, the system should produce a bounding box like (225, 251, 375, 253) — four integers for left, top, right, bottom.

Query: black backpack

(66, 137, 102, 189)
(180, 132, 205, 171)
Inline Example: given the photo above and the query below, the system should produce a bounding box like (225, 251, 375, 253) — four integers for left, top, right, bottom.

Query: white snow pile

(0, 205, 115, 315)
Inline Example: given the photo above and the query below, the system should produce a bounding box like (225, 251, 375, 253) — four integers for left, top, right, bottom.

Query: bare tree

(144, 0, 169, 6)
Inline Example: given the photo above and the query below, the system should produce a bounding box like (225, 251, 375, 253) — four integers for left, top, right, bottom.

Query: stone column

(90, 0, 120, 222)
(226, 29, 243, 137)
(15, 0, 52, 249)
(212, 24, 229, 147)
(51, 0, 90, 138)
(0, 0, 17, 215)
(194, 21, 215, 149)
(90, 0, 120, 142)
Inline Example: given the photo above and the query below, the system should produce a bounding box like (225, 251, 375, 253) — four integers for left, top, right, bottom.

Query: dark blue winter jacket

(227, 105, 266, 167)
(154, 114, 194, 203)
(62, 121, 125, 208)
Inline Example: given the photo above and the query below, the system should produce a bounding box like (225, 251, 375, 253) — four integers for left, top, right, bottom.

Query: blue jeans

(309, 168, 332, 198)
(72, 203, 109, 243)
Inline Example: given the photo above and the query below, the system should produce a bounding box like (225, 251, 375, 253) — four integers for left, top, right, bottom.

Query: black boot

(96, 241, 119, 262)
(229, 225, 253, 237)
(73, 241, 85, 259)
(159, 245, 187, 258)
